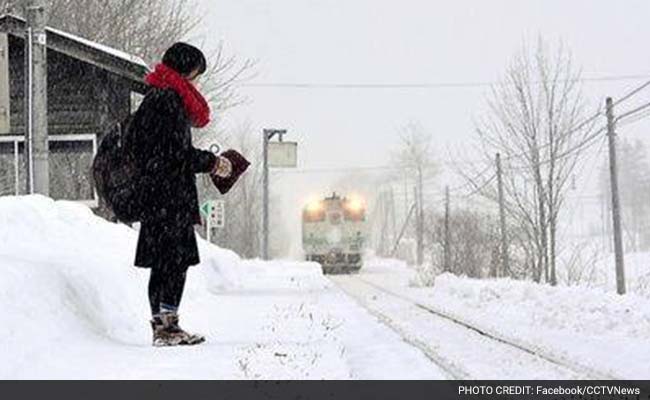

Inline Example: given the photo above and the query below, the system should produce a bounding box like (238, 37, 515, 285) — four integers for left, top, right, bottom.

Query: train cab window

(303, 209, 325, 222)
(344, 208, 365, 221)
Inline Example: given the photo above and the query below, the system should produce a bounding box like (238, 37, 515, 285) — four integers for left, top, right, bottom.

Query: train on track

(301, 192, 368, 274)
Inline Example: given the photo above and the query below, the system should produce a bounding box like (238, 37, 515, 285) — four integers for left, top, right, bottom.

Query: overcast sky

(193, 0, 650, 165)
(190, 0, 650, 255)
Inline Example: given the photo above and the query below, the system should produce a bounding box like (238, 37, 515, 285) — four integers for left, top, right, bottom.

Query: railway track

(331, 274, 619, 380)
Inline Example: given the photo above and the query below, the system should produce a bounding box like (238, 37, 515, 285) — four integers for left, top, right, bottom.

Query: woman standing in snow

(130, 42, 231, 346)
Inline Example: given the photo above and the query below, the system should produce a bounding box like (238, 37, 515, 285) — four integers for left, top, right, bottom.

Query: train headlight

(303, 200, 326, 222)
(345, 196, 364, 212)
(306, 200, 324, 213)
(344, 196, 366, 221)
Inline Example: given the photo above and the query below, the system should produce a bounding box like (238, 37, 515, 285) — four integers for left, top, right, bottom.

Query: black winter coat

(130, 88, 217, 269)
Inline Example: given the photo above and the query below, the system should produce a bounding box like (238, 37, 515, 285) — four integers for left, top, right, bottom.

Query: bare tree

(1, 0, 255, 212)
(2, 0, 199, 63)
(466, 37, 599, 285)
(391, 121, 437, 182)
(1, 0, 255, 114)
(425, 208, 499, 279)
(599, 138, 650, 252)
(560, 241, 602, 287)
(198, 120, 263, 258)
(388, 121, 438, 263)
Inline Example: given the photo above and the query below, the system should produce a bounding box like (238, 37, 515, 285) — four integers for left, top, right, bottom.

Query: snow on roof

(0, 14, 149, 69)
(46, 26, 148, 69)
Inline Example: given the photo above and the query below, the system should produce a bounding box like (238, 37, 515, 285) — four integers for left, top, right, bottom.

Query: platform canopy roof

(0, 14, 150, 93)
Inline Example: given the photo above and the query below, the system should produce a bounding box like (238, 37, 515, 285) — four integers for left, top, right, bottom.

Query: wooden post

(391, 202, 416, 258)
(443, 186, 451, 272)
(416, 167, 424, 265)
(496, 153, 509, 277)
(606, 97, 626, 295)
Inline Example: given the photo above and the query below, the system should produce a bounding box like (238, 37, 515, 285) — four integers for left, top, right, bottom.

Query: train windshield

(303, 209, 326, 222)
(343, 208, 365, 221)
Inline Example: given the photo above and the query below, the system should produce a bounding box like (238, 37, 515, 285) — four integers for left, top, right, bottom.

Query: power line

(612, 79, 650, 106)
(273, 76, 650, 177)
(458, 173, 498, 199)
(270, 158, 491, 175)
(615, 100, 650, 124)
(438, 165, 495, 197)
(545, 82, 650, 162)
(442, 85, 649, 201)
(558, 137, 608, 239)
(242, 74, 650, 90)
(617, 109, 650, 128)
(271, 78, 650, 209)
(540, 126, 608, 165)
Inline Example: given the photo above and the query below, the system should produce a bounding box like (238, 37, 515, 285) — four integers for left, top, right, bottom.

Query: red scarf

(145, 63, 211, 128)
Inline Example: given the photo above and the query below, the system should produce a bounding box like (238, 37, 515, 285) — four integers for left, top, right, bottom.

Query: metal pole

(416, 167, 424, 265)
(389, 187, 397, 244)
(13, 139, 19, 194)
(606, 97, 626, 295)
(443, 185, 451, 272)
(496, 153, 509, 277)
(378, 191, 387, 256)
(24, 0, 48, 195)
(261, 128, 288, 260)
(262, 129, 270, 260)
(391, 202, 416, 257)
(206, 210, 212, 244)
(24, 25, 32, 193)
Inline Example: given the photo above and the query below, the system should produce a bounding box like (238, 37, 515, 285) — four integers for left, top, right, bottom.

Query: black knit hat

(162, 42, 207, 76)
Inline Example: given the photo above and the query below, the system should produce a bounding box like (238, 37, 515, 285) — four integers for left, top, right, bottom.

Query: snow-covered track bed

(331, 274, 617, 380)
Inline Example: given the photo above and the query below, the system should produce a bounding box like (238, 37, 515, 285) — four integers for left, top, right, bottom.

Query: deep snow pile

(0, 195, 243, 377)
(425, 274, 650, 378)
(0, 196, 443, 379)
(361, 259, 650, 378)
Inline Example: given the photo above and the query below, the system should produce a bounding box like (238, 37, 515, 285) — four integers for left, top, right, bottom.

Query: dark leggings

(148, 264, 188, 316)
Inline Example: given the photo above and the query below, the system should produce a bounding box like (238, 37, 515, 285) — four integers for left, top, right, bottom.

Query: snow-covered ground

(3, 195, 646, 379)
(353, 258, 650, 379)
(0, 195, 443, 379)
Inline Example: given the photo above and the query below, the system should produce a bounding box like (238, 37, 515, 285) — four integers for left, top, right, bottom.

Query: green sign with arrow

(200, 200, 214, 219)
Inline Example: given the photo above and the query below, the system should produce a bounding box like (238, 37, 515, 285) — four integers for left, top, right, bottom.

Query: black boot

(150, 315, 186, 347)
(160, 312, 205, 346)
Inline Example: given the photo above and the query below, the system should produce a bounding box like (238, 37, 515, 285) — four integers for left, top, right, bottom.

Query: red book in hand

(211, 149, 251, 194)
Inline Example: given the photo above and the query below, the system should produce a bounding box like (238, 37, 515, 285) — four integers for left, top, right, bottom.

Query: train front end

(302, 193, 368, 274)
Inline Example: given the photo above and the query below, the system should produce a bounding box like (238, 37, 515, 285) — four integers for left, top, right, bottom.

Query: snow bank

(0, 195, 243, 377)
(425, 273, 650, 378)
(0, 197, 444, 379)
(430, 273, 650, 338)
(360, 259, 650, 378)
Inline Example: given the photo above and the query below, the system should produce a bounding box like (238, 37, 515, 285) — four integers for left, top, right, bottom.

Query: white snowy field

(2, 195, 648, 379)
(0, 195, 443, 379)
(356, 259, 650, 379)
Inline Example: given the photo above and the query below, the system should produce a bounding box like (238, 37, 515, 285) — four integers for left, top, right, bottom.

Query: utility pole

(403, 172, 408, 228)
(389, 187, 397, 246)
(262, 128, 287, 260)
(377, 191, 387, 256)
(391, 202, 416, 258)
(206, 212, 212, 244)
(416, 167, 424, 265)
(443, 185, 451, 272)
(496, 153, 509, 277)
(24, 0, 48, 195)
(605, 97, 626, 295)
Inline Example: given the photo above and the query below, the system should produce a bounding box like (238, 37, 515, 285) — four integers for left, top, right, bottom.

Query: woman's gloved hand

(212, 155, 233, 178)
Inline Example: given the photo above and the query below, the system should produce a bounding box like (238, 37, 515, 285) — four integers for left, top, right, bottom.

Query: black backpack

(92, 115, 143, 223)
